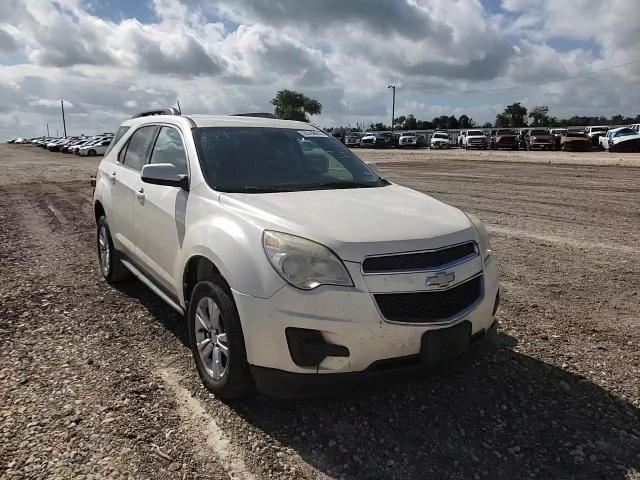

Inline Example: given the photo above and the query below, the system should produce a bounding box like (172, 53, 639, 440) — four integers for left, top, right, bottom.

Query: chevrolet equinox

(93, 109, 500, 399)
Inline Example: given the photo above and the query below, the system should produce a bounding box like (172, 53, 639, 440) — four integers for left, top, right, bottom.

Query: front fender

(177, 214, 285, 304)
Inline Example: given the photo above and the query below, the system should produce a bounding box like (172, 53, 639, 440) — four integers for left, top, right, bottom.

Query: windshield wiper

(310, 181, 379, 189)
(239, 186, 296, 193)
(229, 181, 382, 193)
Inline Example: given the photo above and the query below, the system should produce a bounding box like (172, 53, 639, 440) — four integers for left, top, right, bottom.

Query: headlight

(465, 213, 492, 261)
(263, 231, 353, 290)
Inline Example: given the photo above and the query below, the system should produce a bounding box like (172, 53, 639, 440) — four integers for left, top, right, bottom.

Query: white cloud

(0, 0, 638, 139)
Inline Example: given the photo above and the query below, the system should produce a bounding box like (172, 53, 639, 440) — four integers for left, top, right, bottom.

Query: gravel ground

(1, 144, 639, 479)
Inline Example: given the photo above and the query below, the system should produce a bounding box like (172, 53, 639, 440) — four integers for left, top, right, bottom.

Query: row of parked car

(344, 131, 456, 149)
(341, 123, 640, 153)
(9, 133, 115, 156)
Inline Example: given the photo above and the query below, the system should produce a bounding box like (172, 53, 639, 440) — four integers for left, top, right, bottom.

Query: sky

(1, 0, 639, 139)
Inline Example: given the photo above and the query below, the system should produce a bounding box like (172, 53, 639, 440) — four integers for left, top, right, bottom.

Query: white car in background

(430, 132, 450, 149)
(463, 130, 488, 150)
(79, 138, 113, 156)
(398, 132, 418, 148)
(600, 127, 640, 152)
(93, 109, 499, 399)
(585, 125, 609, 148)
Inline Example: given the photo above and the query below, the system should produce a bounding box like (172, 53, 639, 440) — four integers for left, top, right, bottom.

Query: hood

(220, 184, 476, 261)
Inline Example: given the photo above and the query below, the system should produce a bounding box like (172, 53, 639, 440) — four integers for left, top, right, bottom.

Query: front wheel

(88, 149, 97, 157)
(97, 216, 130, 283)
(188, 279, 255, 400)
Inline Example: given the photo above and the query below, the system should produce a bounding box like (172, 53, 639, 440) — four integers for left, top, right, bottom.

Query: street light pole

(46, 123, 50, 137)
(387, 85, 396, 132)
(60, 100, 67, 138)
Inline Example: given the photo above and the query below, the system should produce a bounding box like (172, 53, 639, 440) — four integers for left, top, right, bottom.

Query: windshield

(530, 129, 549, 136)
(497, 129, 516, 135)
(566, 130, 586, 137)
(193, 127, 385, 193)
(614, 128, 637, 137)
(433, 133, 448, 139)
(468, 130, 484, 136)
(401, 133, 416, 137)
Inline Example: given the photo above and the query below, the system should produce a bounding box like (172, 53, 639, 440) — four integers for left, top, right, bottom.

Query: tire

(97, 216, 130, 283)
(188, 279, 255, 400)
(88, 149, 97, 157)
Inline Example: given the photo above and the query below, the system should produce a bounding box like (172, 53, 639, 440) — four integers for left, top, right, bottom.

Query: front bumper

(232, 254, 499, 393)
(250, 319, 497, 398)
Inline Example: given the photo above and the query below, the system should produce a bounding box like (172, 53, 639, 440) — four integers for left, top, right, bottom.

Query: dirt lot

(1, 144, 639, 479)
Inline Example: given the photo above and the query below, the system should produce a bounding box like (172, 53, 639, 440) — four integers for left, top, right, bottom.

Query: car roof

(120, 114, 314, 131)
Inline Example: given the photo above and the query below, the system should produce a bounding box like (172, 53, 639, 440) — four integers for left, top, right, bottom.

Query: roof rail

(232, 112, 277, 119)
(133, 107, 180, 119)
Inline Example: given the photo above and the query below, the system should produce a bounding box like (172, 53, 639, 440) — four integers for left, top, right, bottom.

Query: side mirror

(141, 163, 189, 190)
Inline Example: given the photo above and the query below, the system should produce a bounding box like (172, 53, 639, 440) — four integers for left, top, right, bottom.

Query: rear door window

(105, 126, 130, 155)
(122, 126, 159, 171)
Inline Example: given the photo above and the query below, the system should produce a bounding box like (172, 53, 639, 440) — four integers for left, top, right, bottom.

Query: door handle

(135, 188, 145, 201)
(110, 171, 116, 184)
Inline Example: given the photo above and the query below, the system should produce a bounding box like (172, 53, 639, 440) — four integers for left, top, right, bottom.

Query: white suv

(93, 109, 499, 399)
(463, 130, 488, 150)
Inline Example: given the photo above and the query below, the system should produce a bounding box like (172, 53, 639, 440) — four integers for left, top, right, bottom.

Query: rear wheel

(88, 149, 97, 157)
(188, 279, 255, 400)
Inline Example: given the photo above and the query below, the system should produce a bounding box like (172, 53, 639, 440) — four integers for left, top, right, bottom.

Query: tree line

(270, 90, 639, 130)
(494, 103, 640, 128)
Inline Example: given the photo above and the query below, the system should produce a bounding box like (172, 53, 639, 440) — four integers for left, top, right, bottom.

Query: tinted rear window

(105, 126, 130, 155)
(122, 126, 159, 171)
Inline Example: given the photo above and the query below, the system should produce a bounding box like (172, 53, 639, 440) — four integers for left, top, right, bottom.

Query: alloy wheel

(98, 226, 110, 276)
(195, 296, 229, 380)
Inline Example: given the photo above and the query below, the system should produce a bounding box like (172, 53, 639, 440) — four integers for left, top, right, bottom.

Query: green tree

(494, 113, 508, 127)
(404, 114, 418, 130)
(433, 116, 450, 129)
(369, 122, 389, 131)
(528, 105, 550, 127)
(271, 89, 322, 122)
(497, 102, 528, 128)
(459, 114, 475, 128)
(393, 116, 406, 128)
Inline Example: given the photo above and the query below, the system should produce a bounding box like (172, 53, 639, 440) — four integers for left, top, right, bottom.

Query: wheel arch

(183, 255, 232, 309)
(94, 200, 106, 224)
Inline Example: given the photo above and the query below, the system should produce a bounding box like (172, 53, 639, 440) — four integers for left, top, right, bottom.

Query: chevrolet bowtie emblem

(425, 271, 455, 288)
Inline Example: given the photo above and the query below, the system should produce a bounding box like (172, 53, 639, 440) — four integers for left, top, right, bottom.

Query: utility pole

(46, 123, 50, 137)
(176, 98, 182, 114)
(387, 85, 396, 132)
(61, 100, 67, 138)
